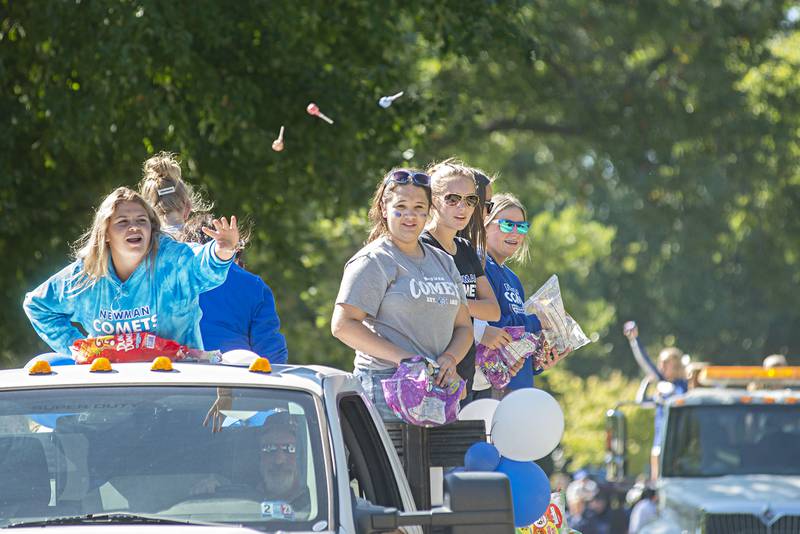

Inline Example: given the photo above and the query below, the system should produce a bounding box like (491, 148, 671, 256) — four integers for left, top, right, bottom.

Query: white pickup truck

(0, 356, 514, 533)
(606, 365, 800, 534)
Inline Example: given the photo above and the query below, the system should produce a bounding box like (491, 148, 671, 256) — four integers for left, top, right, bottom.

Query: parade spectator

(566, 477, 600, 534)
(628, 485, 658, 533)
(623, 321, 688, 479)
(24, 187, 237, 354)
(763, 354, 788, 368)
(139, 152, 287, 362)
(421, 160, 500, 402)
(331, 168, 472, 421)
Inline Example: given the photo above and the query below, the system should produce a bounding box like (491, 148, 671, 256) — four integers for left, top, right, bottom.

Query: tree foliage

(3, 0, 799, 474)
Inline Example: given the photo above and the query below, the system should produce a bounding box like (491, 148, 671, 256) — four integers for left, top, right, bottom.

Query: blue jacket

(484, 254, 542, 390)
(23, 234, 232, 354)
(199, 263, 288, 363)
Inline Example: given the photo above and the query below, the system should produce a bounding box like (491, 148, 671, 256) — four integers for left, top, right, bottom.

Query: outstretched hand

(623, 320, 638, 340)
(202, 216, 240, 261)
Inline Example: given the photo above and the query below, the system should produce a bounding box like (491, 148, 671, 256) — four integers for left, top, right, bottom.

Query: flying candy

(272, 126, 285, 152)
(306, 102, 334, 124)
(378, 91, 404, 109)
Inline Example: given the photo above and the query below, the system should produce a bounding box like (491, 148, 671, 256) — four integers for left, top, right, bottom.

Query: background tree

(3, 0, 799, 473)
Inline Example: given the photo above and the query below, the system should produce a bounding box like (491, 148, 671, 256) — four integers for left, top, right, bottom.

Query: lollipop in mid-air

(272, 126, 285, 152)
(306, 102, 334, 124)
(378, 91, 404, 109)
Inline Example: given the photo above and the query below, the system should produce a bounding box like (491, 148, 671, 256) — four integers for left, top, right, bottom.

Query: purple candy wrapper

(381, 356, 465, 427)
(477, 327, 547, 389)
(476, 344, 511, 389)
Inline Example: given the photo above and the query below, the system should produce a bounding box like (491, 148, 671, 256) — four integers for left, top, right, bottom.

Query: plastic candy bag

(71, 333, 188, 364)
(477, 326, 546, 389)
(381, 356, 465, 427)
(524, 275, 590, 355)
(476, 344, 512, 389)
(517, 491, 577, 534)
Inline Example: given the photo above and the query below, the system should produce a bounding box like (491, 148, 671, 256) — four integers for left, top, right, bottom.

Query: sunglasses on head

(484, 200, 495, 213)
(385, 170, 431, 188)
(443, 193, 479, 208)
(493, 219, 530, 234)
(261, 443, 297, 455)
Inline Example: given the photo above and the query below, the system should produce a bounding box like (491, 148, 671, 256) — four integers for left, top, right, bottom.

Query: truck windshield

(0, 386, 329, 531)
(662, 404, 800, 477)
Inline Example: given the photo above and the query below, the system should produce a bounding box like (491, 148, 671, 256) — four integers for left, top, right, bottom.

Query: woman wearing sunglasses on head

(420, 160, 500, 403)
(478, 192, 547, 392)
(331, 168, 473, 421)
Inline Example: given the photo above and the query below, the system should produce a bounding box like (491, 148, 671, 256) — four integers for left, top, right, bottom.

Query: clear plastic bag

(524, 275, 590, 354)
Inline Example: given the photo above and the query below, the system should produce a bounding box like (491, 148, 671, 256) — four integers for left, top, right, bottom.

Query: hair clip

(157, 186, 176, 196)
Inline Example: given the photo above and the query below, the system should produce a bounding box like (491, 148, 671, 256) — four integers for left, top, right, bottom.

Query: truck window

(0, 386, 329, 531)
(662, 404, 800, 477)
(338, 395, 404, 510)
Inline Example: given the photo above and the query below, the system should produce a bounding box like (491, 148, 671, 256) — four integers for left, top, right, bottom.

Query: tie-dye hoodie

(23, 234, 232, 355)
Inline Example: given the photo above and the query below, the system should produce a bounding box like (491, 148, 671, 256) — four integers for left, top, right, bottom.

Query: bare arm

(467, 275, 501, 322)
(435, 304, 473, 386)
(331, 303, 414, 366)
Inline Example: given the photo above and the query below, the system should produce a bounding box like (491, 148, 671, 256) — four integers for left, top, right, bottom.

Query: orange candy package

(71, 333, 188, 364)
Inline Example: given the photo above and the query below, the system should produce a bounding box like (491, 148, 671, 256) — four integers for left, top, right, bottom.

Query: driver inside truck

(191, 411, 310, 512)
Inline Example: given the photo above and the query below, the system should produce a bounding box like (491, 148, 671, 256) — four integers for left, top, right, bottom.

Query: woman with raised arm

(421, 160, 500, 402)
(331, 168, 473, 420)
(24, 187, 238, 355)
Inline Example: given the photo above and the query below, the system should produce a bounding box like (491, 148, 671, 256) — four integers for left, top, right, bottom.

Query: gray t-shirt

(336, 237, 468, 371)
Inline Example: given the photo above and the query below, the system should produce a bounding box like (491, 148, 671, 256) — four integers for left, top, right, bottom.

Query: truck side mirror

(355, 472, 515, 534)
(605, 408, 627, 482)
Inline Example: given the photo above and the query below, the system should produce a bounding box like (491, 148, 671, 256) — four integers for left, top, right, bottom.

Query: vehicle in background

(605, 365, 800, 534)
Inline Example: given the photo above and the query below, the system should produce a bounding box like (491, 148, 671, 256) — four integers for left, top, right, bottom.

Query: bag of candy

(475, 344, 512, 389)
(381, 356, 465, 427)
(71, 333, 189, 364)
(477, 326, 547, 388)
(524, 275, 590, 355)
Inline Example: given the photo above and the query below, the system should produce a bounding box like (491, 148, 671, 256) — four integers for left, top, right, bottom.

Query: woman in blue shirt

(24, 187, 238, 355)
(139, 152, 288, 363)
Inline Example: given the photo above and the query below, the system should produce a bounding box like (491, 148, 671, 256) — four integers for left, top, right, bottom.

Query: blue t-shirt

(483, 254, 542, 389)
(199, 263, 288, 363)
(23, 235, 232, 354)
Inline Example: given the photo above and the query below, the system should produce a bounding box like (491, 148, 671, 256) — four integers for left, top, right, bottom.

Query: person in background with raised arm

(24, 187, 238, 355)
(331, 168, 473, 421)
(139, 152, 287, 363)
(623, 321, 688, 480)
(421, 160, 500, 403)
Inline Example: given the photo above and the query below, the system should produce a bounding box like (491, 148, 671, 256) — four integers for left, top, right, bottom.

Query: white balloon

(458, 398, 500, 437)
(221, 349, 261, 366)
(490, 388, 564, 461)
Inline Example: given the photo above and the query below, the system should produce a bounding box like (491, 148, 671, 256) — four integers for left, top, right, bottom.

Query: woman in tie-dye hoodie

(23, 187, 239, 355)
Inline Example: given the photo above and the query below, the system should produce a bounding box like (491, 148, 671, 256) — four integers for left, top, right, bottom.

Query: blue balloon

(494, 457, 550, 527)
(464, 442, 501, 472)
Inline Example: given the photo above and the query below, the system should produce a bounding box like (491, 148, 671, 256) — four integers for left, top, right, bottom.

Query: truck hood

(661, 475, 800, 513)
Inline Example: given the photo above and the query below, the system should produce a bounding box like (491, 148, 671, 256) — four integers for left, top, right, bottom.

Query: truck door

(338, 394, 405, 510)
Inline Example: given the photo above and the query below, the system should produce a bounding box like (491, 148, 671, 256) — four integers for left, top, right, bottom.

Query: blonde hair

(71, 187, 161, 291)
(658, 347, 683, 365)
(484, 192, 530, 264)
(138, 151, 211, 220)
(367, 168, 432, 243)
